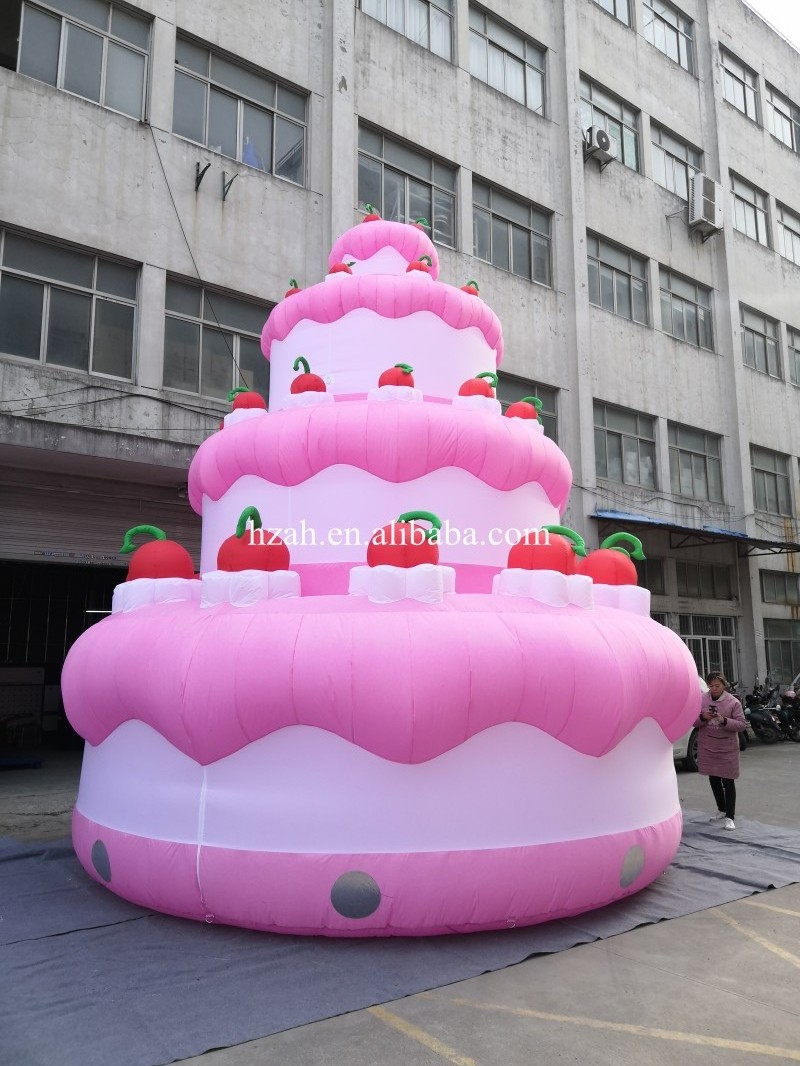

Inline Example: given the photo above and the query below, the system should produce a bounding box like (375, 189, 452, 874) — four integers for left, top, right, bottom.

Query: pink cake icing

(62, 216, 701, 938)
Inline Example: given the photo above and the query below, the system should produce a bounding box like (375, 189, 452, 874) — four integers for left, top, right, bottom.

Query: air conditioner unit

(689, 174, 723, 234)
(584, 125, 618, 164)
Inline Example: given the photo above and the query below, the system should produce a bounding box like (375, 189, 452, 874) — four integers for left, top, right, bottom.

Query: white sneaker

(709, 812, 726, 822)
(723, 818, 736, 830)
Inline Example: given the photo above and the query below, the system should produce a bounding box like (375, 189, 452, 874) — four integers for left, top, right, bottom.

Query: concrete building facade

(2, 0, 800, 734)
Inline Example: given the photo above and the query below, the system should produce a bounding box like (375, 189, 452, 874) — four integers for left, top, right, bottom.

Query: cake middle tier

(189, 400, 572, 578)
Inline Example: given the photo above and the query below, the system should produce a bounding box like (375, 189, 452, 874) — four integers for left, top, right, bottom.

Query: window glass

(4, 233, 94, 287)
(46, 288, 92, 370)
(202, 328, 235, 399)
(275, 117, 304, 183)
(92, 299, 133, 378)
(172, 71, 207, 143)
(18, 7, 60, 86)
(208, 88, 239, 158)
(243, 105, 273, 172)
(96, 259, 137, 299)
(111, 8, 149, 49)
(211, 54, 274, 107)
(62, 23, 103, 101)
(165, 279, 202, 317)
(175, 37, 208, 75)
(54, 0, 109, 30)
(105, 42, 145, 118)
(163, 316, 200, 392)
(0, 275, 43, 359)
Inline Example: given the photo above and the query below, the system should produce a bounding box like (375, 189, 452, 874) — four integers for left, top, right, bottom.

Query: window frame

(650, 122, 702, 200)
(17, 0, 151, 120)
(720, 48, 759, 122)
(777, 203, 800, 267)
(760, 569, 800, 606)
(472, 178, 552, 286)
(162, 279, 270, 402)
(668, 422, 724, 503)
(643, 0, 695, 74)
(764, 618, 800, 683)
(587, 234, 649, 325)
(357, 125, 458, 248)
(740, 305, 781, 379)
(659, 267, 713, 351)
(0, 228, 138, 381)
(468, 6, 546, 115)
(172, 35, 307, 186)
(788, 327, 800, 386)
(593, 401, 657, 489)
(676, 561, 734, 600)
(750, 445, 792, 517)
(766, 84, 800, 153)
(591, 0, 631, 27)
(359, 0, 453, 62)
(731, 174, 770, 248)
(580, 75, 640, 171)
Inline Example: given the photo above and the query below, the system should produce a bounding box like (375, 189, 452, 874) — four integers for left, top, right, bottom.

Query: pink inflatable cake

(62, 218, 700, 936)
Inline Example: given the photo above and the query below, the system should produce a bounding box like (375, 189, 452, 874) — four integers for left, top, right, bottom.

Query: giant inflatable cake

(62, 218, 700, 936)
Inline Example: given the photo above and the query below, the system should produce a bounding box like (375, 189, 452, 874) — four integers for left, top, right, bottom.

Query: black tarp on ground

(3, 812, 800, 1066)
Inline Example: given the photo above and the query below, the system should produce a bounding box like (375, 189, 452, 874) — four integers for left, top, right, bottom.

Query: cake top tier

(328, 219, 440, 278)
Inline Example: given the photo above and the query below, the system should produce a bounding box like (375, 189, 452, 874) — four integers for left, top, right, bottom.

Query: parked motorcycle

(777, 689, 800, 742)
(744, 681, 783, 743)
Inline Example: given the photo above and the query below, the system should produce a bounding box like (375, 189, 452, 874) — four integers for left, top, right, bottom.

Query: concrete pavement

(2, 741, 800, 1064)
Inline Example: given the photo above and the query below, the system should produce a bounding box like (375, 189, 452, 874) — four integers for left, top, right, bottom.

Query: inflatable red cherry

(410, 217, 429, 230)
(290, 356, 326, 394)
(228, 387, 267, 411)
(576, 533, 645, 585)
(507, 525, 587, 573)
(461, 280, 480, 296)
(285, 278, 301, 297)
(505, 396, 543, 420)
(367, 511, 441, 568)
(120, 525, 195, 581)
(406, 255, 433, 275)
(378, 363, 415, 387)
(329, 261, 354, 275)
(362, 204, 381, 222)
(217, 507, 290, 572)
(458, 371, 498, 397)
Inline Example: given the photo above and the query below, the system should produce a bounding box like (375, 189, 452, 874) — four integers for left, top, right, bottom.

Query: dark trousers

(709, 776, 736, 818)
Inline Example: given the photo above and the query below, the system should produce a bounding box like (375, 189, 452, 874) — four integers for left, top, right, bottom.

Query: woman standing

(696, 672, 747, 829)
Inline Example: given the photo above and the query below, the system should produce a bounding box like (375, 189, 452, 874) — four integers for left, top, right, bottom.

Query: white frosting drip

(200, 569, 301, 607)
(348, 564, 456, 603)
(111, 578, 201, 614)
(492, 569, 594, 608)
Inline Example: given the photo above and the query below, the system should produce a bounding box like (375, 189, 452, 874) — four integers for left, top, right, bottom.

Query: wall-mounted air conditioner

(584, 125, 618, 165)
(689, 174, 724, 235)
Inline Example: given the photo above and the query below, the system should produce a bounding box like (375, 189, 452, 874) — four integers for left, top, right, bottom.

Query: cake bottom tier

(72, 810, 682, 937)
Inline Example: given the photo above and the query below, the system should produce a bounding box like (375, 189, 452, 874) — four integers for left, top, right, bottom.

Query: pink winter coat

(694, 691, 747, 779)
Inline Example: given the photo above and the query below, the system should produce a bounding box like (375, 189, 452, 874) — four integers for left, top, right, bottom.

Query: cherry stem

(521, 396, 544, 414)
(364, 204, 377, 215)
(465, 279, 479, 290)
(413, 217, 430, 227)
(227, 387, 250, 402)
(476, 371, 499, 388)
(600, 532, 646, 560)
(541, 525, 588, 558)
(397, 510, 442, 542)
(288, 278, 298, 288)
(120, 525, 167, 553)
(293, 356, 310, 374)
(236, 507, 262, 539)
(394, 363, 414, 374)
(419, 255, 432, 267)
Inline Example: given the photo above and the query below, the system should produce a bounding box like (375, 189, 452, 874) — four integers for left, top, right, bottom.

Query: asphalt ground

(2, 740, 800, 1065)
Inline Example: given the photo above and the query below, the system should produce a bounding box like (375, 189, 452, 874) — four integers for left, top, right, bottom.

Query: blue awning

(592, 510, 800, 556)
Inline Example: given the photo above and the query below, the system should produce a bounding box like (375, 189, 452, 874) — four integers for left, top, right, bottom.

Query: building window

(766, 84, 800, 153)
(668, 423, 723, 502)
(357, 126, 457, 247)
(163, 279, 270, 401)
(587, 235, 648, 324)
(591, 0, 630, 27)
(593, 403, 656, 488)
(580, 77, 639, 171)
(679, 614, 736, 680)
(468, 8, 545, 114)
(0, 229, 137, 379)
(764, 619, 800, 683)
(650, 124, 701, 200)
(659, 268, 713, 350)
(643, 0, 694, 73)
(777, 204, 800, 267)
(497, 374, 558, 441)
(10, 0, 150, 119)
(472, 180, 551, 285)
(360, 0, 452, 61)
(741, 307, 780, 378)
(751, 445, 791, 516)
(721, 49, 758, 121)
(173, 37, 306, 185)
(731, 175, 770, 247)
(634, 557, 665, 595)
(788, 328, 800, 386)
(677, 562, 733, 600)
(761, 570, 800, 605)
